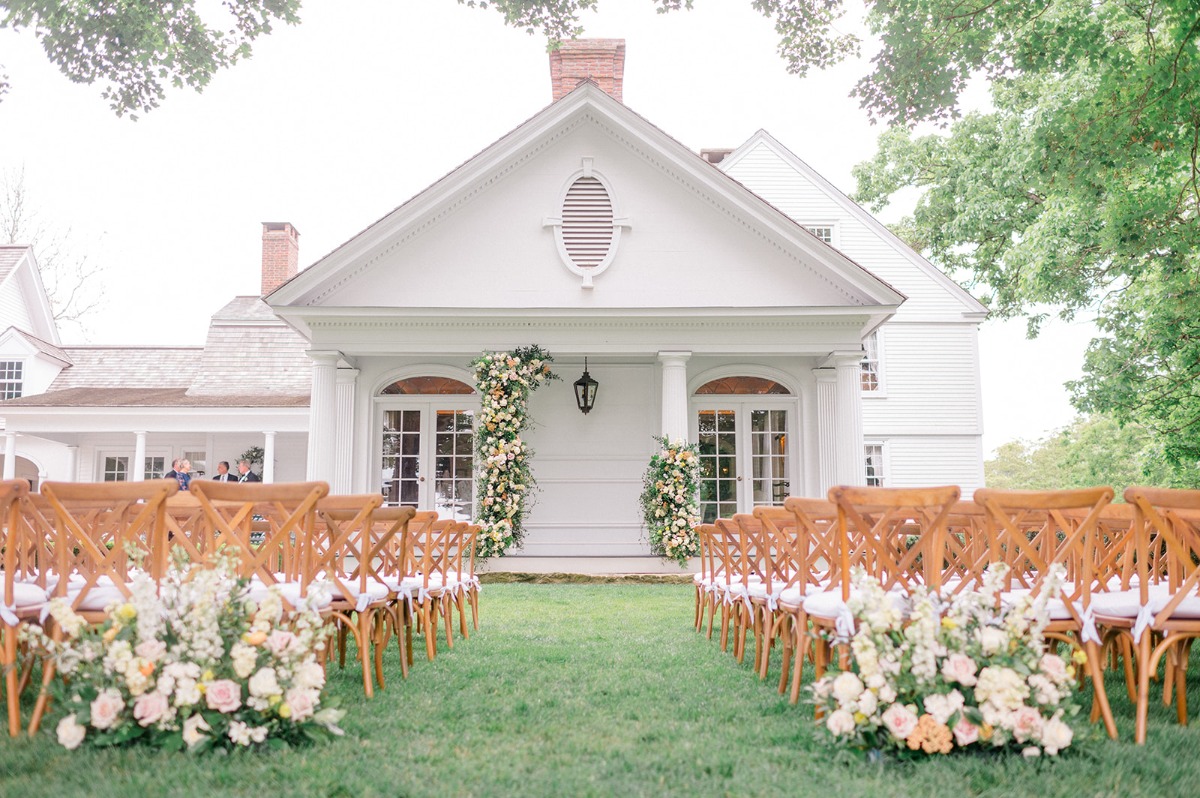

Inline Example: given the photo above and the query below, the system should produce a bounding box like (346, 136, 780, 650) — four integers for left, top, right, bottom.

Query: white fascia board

(15, 250, 62, 345)
(2, 406, 310, 434)
(270, 84, 904, 311)
(721, 129, 988, 318)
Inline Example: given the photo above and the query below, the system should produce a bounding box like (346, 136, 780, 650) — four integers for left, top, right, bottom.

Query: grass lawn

(2, 583, 1200, 797)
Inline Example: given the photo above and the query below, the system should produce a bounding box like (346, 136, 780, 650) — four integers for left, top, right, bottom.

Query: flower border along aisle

(811, 564, 1081, 759)
(39, 557, 344, 752)
(639, 437, 701, 567)
(471, 345, 557, 559)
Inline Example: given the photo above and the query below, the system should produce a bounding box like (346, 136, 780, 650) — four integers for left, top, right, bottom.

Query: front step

(482, 555, 699, 576)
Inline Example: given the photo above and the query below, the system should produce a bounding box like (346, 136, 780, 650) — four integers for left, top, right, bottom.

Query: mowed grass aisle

(2, 583, 1200, 797)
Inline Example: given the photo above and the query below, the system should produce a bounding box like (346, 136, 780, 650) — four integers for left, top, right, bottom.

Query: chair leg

(789, 619, 810, 705)
(422, 603, 437, 661)
(1084, 639, 1118, 740)
(470, 587, 480, 631)
(4, 627, 20, 737)
(1135, 633, 1153, 744)
(758, 610, 775, 680)
(28, 624, 63, 736)
(776, 615, 792, 695)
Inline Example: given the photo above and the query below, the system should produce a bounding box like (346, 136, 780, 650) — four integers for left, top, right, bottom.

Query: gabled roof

(186, 297, 311, 397)
(267, 81, 905, 321)
(0, 246, 61, 344)
(719, 130, 987, 318)
(1, 326, 72, 365)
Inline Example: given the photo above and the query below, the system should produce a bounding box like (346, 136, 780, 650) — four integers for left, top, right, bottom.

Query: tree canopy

(0, 1, 300, 117)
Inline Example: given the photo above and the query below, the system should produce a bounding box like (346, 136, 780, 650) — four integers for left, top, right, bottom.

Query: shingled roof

(185, 296, 310, 398)
(48, 347, 200, 390)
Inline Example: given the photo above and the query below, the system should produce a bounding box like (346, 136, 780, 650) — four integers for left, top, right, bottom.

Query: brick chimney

(549, 39, 625, 102)
(261, 222, 299, 296)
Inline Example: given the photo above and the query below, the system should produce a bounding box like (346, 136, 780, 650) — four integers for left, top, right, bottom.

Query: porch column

(66, 445, 78, 482)
(263, 431, 276, 484)
(132, 431, 147, 481)
(658, 351, 692, 442)
(827, 351, 865, 486)
(333, 368, 358, 493)
(811, 367, 838, 494)
(306, 351, 340, 484)
(2, 432, 15, 479)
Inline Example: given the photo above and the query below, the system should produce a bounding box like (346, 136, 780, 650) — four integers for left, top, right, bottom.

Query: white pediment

(270, 84, 903, 323)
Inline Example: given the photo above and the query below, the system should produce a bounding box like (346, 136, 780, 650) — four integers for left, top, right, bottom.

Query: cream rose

(285, 688, 317, 721)
(832, 671, 865, 707)
(825, 709, 856, 737)
(978, 627, 1008, 656)
(182, 713, 210, 749)
(89, 689, 125, 730)
(248, 667, 281, 698)
(294, 661, 326, 691)
(134, 639, 167, 663)
(1011, 706, 1043, 743)
(205, 679, 242, 713)
(1040, 715, 1074, 755)
(56, 715, 87, 749)
(1039, 653, 1070, 684)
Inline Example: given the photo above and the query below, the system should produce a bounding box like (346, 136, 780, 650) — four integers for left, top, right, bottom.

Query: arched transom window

(694, 376, 791, 395)
(380, 376, 475, 395)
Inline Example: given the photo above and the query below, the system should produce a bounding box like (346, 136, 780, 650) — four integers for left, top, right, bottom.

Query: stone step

(481, 555, 699, 576)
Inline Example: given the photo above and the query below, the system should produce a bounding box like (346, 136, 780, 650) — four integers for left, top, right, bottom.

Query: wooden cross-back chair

(710, 517, 754, 661)
(1115, 487, 1200, 743)
(446, 523, 481, 640)
(732, 513, 779, 677)
(803, 485, 960, 678)
(407, 518, 465, 662)
(973, 486, 1118, 739)
(379, 509, 437, 673)
(315, 496, 416, 697)
(188, 481, 329, 613)
(0, 479, 32, 737)
(693, 523, 714, 634)
(29, 479, 179, 735)
(160, 492, 212, 574)
(771, 497, 839, 703)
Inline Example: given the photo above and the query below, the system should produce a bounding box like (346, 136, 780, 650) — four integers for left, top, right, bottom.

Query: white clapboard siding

(863, 323, 981, 432)
(0, 278, 33, 333)
(878, 435, 985, 495)
(722, 139, 978, 318)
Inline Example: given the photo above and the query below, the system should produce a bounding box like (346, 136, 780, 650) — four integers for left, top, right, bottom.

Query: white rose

(249, 667, 281, 698)
(294, 661, 326, 691)
(922, 690, 964, 725)
(825, 709, 857, 737)
(878, 684, 897, 704)
(857, 690, 878, 717)
(56, 716, 87, 749)
(228, 720, 253, 746)
(1040, 715, 1074, 755)
(832, 671, 865, 707)
(182, 714, 210, 749)
(978, 627, 1008, 656)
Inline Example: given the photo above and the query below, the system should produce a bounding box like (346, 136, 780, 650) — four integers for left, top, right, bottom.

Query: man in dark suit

(236, 459, 261, 483)
(213, 461, 236, 482)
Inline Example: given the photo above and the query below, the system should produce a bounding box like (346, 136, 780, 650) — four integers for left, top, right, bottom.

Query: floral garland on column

(639, 436, 701, 566)
(471, 345, 557, 559)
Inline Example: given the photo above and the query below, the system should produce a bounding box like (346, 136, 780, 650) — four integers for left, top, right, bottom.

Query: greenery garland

(471, 345, 557, 559)
(639, 436, 701, 566)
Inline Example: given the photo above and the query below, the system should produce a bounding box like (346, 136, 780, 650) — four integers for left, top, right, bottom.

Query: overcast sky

(0, 0, 1095, 453)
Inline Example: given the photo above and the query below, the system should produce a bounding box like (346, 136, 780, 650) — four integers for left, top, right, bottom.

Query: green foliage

(0, 1, 301, 117)
(851, 1, 1200, 464)
(639, 436, 701, 566)
(239, 446, 264, 468)
(984, 415, 1200, 495)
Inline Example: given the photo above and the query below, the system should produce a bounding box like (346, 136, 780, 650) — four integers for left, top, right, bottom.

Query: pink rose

(1011, 705, 1043, 743)
(133, 691, 170, 727)
(265, 630, 298, 657)
(1038, 654, 1069, 684)
(941, 653, 978, 686)
(134, 639, 167, 663)
(285, 688, 316, 721)
(881, 703, 918, 740)
(205, 679, 242, 714)
(952, 718, 980, 746)
(89, 689, 125, 730)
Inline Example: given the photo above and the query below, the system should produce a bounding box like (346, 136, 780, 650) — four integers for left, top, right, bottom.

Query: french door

(694, 402, 792, 523)
(380, 401, 475, 522)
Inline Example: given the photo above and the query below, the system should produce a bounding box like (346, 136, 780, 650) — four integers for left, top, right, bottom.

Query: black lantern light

(574, 357, 599, 414)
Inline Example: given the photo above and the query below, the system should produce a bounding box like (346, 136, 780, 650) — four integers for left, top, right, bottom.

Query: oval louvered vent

(561, 176, 614, 269)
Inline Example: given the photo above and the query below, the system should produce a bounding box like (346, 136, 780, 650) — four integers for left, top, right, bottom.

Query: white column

(333, 368, 358, 493)
(2, 432, 15, 479)
(827, 352, 865, 486)
(263, 431, 276, 484)
(132, 431, 147, 481)
(812, 367, 838, 494)
(66, 445, 79, 482)
(658, 351, 691, 442)
(306, 351, 339, 483)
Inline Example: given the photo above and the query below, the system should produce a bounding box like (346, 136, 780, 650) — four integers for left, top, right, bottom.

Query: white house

(0, 40, 986, 572)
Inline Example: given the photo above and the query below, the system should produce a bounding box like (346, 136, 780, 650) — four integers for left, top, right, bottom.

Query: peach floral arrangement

(36, 556, 345, 752)
(810, 564, 1081, 759)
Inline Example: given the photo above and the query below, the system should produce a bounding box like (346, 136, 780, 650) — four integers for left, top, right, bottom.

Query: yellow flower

(114, 603, 137, 623)
(277, 703, 292, 719)
(268, 694, 282, 707)
(1072, 649, 1088, 665)
(980, 723, 994, 741)
(244, 631, 268, 646)
(853, 712, 868, 725)
(202, 669, 215, 682)
(102, 626, 120, 644)
(941, 617, 958, 630)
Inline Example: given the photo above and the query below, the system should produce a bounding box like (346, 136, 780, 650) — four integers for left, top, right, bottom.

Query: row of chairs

(0, 479, 482, 737)
(695, 484, 1200, 744)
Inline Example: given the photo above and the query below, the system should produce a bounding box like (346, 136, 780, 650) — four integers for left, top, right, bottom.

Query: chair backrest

(40, 479, 179, 611)
(1124, 486, 1200, 616)
(828, 485, 962, 597)
(743, 508, 799, 595)
(11, 492, 55, 591)
(712, 518, 751, 588)
(161, 492, 211, 576)
(0, 479, 31, 608)
(410, 518, 463, 589)
(189, 481, 329, 606)
(779, 497, 840, 590)
(315, 494, 386, 600)
(396, 511, 438, 580)
(973, 486, 1114, 609)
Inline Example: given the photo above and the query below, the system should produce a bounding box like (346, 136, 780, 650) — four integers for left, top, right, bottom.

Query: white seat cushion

(803, 588, 906, 619)
(66, 583, 131, 612)
(1089, 589, 1145, 619)
(2, 579, 49, 610)
(246, 581, 332, 610)
(777, 585, 805, 607)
